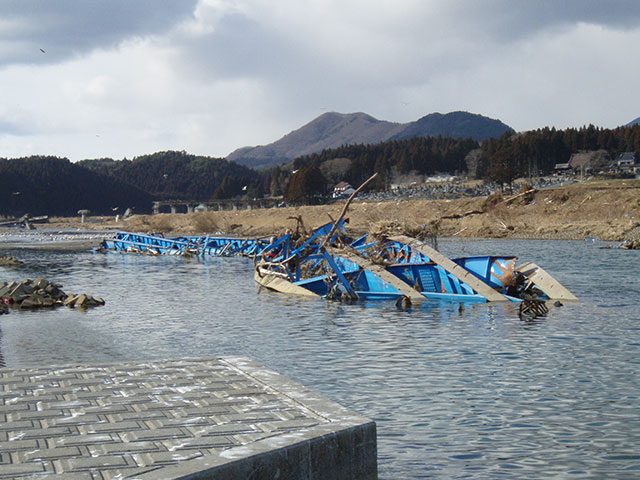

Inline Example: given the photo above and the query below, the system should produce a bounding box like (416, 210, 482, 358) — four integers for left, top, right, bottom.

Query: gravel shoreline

(0, 228, 112, 251)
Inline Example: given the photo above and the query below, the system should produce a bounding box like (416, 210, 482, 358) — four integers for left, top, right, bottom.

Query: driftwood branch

(439, 209, 483, 220)
(439, 188, 537, 222)
(319, 173, 378, 250)
(501, 188, 537, 205)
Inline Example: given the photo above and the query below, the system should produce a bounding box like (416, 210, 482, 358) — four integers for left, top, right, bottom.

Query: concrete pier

(0, 357, 377, 479)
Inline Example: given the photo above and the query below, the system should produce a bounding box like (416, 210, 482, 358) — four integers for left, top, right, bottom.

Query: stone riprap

(0, 278, 104, 311)
(0, 357, 377, 479)
(0, 255, 24, 268)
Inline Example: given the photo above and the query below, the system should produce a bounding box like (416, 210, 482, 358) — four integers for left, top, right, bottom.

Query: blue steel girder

(321, 249, 358, 300)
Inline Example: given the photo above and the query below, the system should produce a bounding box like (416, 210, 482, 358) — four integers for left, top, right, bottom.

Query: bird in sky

(40, 48, 46, 54)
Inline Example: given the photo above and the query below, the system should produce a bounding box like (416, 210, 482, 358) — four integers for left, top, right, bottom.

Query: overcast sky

(2, 0, 640, 161)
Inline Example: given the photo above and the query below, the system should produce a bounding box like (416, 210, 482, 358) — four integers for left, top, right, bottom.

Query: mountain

(227, 111, 513, 169)
(627, 116, 640, 126)
(390, 111, 514, 142)
(227, 112, 404, 169)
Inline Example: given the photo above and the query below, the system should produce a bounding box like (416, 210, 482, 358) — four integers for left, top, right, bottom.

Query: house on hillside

(567, 150, 611, 174)
(333, 181, 356, 198)
(557, 150, 616, 176)
(611, 152, 639, 173)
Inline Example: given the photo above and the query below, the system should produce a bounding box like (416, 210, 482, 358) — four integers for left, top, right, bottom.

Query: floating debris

(620, 239, 640, 250)
(519, 298, 549, 321)
(255, 175, 577, 305)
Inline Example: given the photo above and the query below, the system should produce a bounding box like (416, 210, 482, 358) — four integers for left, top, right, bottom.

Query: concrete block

(33, 278, 49, 290)
(0, 358, 377, 480)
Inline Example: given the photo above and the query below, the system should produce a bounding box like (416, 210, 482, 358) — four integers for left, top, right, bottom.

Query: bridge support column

(153, 202, 160, 215)
(186, 204, 194, 214)
(170, 205, 177, 214)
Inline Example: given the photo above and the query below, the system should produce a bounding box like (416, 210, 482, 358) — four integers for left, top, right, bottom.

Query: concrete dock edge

(0, 356, 377, 480)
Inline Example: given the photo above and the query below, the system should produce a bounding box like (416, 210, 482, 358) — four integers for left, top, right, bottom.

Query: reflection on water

(0, 238, 639, 479)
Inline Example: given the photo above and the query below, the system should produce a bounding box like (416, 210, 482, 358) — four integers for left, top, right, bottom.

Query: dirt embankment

(48, 178, 640, 242)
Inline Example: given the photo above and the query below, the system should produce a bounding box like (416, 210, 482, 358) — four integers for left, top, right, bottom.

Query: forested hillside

(79, 151, 260, 201)
(288, 136, 479, 191)
(272, 123, 640, 202)
(3, 124, 640, 216)
(478, 124, 640, 185)
(0, 156, 152, 217)
(390, 111, 513, 142)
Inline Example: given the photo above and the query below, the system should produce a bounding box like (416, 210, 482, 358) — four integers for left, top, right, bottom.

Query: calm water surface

(1, 235, 639, 479)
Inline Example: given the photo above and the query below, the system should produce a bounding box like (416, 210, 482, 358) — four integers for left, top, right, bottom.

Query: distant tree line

(478, 124, 640, 187)
(0, 156, 152, 217)
(278, 124, 640, 200)
(2, 124, 639, 216)
(79, 151, 259, 201)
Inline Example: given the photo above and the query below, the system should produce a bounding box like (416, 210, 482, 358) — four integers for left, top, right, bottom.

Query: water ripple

(0, 239, 639, 478)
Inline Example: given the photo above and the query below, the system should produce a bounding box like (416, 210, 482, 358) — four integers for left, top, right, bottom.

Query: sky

(2, 0, 640, 162)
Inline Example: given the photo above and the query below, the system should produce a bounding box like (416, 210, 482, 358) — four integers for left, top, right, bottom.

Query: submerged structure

(253, 221, 577, 304)
(99, 231, 270, 257)
(99, 172, 575, 306)
(98, 224, 576, 305)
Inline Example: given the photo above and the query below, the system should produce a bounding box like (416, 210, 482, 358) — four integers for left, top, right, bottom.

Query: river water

(1, 233, 639, 479)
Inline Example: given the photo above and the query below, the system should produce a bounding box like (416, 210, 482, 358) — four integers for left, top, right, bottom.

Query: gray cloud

(0, 0, 198, 65)
(2, 0, 640, 161)
(448, 0, 640, 41)
(175, 13, 300, 79)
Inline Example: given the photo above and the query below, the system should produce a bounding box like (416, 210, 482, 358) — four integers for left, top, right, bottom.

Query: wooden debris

(501, 188, 537, 206)
(319, 173, 378, 250)
(0, 214, 49, 228)
(390, 235, 510, 302)
(439, 209, 483, 220)
(519, 299, 549, 321)
(620, 239, 640, 249)
(287, 215, 308, 237)
(517, 262, 578, 301)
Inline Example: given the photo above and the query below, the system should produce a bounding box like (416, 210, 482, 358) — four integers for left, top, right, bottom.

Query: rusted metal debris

(518, 298, 549, 320)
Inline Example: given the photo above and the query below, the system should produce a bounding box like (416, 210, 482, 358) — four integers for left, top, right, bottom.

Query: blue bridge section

(99, 232, 270, 257)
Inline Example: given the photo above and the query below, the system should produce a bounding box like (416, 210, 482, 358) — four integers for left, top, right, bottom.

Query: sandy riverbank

(21, 178, 640, 244)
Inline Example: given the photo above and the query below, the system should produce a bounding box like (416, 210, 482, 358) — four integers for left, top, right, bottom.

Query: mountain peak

(227, 110, 513, 169)
(391, 111, 514, 142)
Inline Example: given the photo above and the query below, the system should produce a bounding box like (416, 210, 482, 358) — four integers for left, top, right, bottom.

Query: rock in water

(0, 255, 24, 268)
(0, 278, 105, 312)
